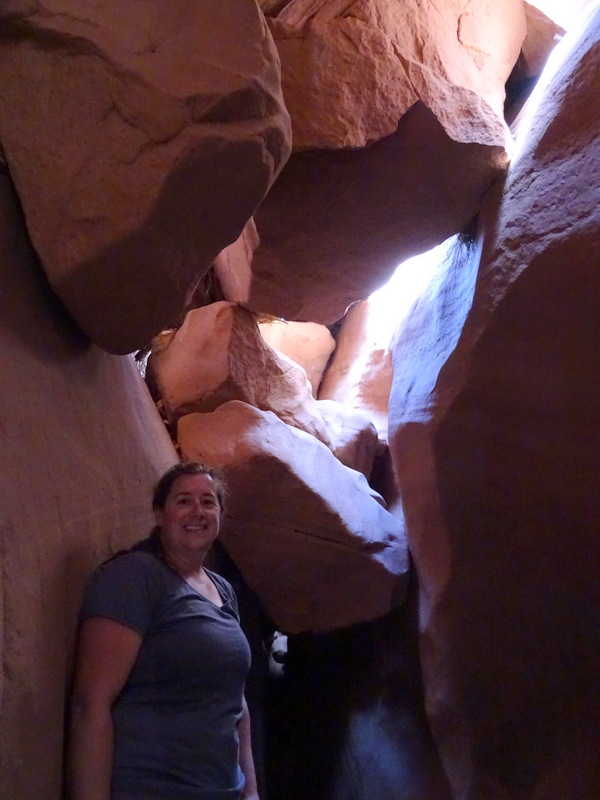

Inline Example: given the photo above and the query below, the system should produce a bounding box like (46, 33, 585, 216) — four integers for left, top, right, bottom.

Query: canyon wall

(0, 171, 178, 799)
(389, 8, 600, 797)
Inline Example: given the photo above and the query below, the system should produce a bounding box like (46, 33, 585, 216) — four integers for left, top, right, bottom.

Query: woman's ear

(153, 508, 164, 528)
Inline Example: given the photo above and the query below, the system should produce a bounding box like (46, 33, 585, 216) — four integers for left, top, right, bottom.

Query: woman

(69, 462, 259, 800)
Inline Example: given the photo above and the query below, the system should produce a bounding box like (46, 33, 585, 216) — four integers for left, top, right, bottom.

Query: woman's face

(154, 473, 221, 563)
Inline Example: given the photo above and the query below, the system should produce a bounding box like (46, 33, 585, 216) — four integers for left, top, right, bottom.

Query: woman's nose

(189, 498, 205, 515)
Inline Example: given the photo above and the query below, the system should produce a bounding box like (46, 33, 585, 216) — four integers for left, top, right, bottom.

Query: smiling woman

(152, 468, 224, 599)
(68, 462, 260, 800)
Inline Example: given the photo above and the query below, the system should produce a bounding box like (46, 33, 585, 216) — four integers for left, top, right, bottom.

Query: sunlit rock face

(0, 171, 178, 800)
(0, 0, 291, 354)
(262, 0, 525, 149)
(259, 319, 336, 396)
(178, 401, 409, 633)
(319, 299, 393, 440)
(148, 302, 331, 445)
(247, 102, 509, 324)
(389, 10, 600, 798)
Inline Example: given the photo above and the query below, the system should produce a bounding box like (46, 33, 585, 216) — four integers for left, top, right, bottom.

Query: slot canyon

(0, 1, 599, 798)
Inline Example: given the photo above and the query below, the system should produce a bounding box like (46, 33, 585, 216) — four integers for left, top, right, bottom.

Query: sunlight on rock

(367, 241, 450, 350)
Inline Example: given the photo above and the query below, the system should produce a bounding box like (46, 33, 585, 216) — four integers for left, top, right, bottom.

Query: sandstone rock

(0, 169, 178, 800)
(0, 1, 291, 353)
(178, 401, 409, 633)
(245, 100, 508, 325)
(213, 219, 259, 309)
(316, 399, 380, 478)
(319, 299, 393, 439)
(148, 301, 331, 445)
(266, 0, 525, 149)
(389, 10, 600, 797)
(259, 319, 336, 396)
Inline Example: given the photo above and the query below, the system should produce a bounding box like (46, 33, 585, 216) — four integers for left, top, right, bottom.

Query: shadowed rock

(0, 0, 291, 353)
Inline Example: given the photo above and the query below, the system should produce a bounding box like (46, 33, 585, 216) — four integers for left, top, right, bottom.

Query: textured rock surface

(389, 11, 600, 798)
(178, 401, 409, 633)
(246, 101, 508, 324)
(259, 319, 336, 396)
(148, 302, 330, 445)
(319, 299, 393, 439)
(264, 0, 525, 149)
(317, 399, 380, 478)
(213, 219, 259, 308)
(0, 0, 291, 353)
(0, 171, 178, 800)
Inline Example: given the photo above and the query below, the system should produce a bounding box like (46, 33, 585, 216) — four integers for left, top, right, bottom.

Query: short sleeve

(80, 551, 164, 635)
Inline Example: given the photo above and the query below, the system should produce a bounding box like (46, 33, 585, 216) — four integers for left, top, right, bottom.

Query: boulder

(265, 0, 525, 149)
(218, 0, 524, 325)
(148, 301, 331, 445)
(245, 101, 509, 324)
(0, 0, 291, 353)
(389, 10, 600, 797)
(316, 399, 380, 478)
(178, 401, 410, 633)
(259, 319, 336, 396)
(0, 169, 178, 800)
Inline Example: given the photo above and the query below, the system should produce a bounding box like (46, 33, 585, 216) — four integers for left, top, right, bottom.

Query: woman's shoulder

(96, 546, 161, 573)
(81, 547, 168, 630)
(87, 546, 167, 597)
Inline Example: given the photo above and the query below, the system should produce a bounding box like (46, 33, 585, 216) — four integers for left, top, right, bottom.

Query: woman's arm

(68, 616, 143, 800)
(238, 695, 260, 800)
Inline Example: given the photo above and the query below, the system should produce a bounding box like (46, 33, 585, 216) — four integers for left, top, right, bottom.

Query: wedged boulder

(389, 11, 600, 798)
(264, 0, 525, 149)
(0, 169, 178, 800)
(178, 401, 410, 633)
(220, 0, 523, 325)
(243, 101, 508, 324)
(319, 299, 393, 439)
(259, 319, 335, 396)
(317, 399, 380, 478)
(0, 0, 291, 354)
(148, 301, 330, 445)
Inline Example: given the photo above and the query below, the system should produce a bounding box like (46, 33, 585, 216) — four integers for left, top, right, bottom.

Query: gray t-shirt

(80, 548, 252, 800)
